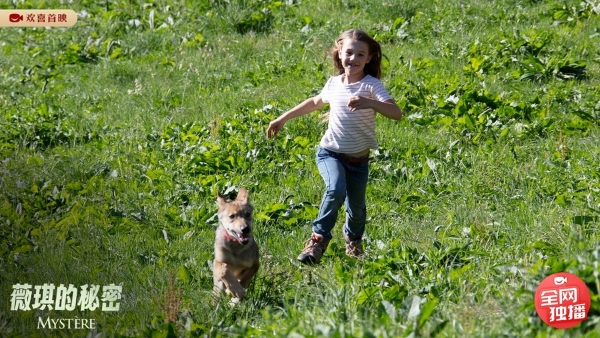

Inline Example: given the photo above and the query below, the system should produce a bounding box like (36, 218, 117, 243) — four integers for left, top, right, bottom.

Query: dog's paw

(233, 289, 246, 300)
(228, 297, 241, 307)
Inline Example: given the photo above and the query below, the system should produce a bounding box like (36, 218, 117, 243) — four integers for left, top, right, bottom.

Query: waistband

(338, 152, 370, 164)
(318, 146, 371, 164)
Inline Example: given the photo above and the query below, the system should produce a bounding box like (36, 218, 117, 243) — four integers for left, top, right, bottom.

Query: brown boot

(297, 233, 330, 265)
(343, 232, 364, 258)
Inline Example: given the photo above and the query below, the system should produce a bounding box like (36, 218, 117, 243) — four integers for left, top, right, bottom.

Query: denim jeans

(312, 146, 370, 241)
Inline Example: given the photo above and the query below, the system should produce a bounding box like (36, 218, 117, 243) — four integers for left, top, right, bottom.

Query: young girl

(267, 29, 402, 265)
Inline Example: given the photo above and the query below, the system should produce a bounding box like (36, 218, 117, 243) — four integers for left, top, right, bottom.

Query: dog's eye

(229, 214, 235, 219)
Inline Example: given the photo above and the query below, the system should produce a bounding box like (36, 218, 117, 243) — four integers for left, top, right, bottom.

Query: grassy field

(1, 0, 600, 336)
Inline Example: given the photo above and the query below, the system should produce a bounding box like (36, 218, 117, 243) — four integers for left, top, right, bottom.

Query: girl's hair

(331, 29, 382, 79)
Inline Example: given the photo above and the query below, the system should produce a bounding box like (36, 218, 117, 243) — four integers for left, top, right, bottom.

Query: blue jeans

(312, 146, 370, 241)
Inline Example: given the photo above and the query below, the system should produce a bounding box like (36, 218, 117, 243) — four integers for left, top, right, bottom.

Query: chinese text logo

(1, 10, 77, 27)
(11, 283, 122, 312)
(534, 272, 591, 329)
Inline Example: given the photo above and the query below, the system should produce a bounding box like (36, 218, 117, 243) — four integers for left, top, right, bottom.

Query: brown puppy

(213, 188, 259, 301)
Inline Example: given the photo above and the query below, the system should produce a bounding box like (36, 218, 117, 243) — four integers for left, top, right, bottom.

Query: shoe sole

(297, 254, 319, 265)
(345, 252, 363, 259)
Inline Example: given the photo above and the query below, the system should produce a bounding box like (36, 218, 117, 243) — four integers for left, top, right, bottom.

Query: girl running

(267, 29, 402, 265)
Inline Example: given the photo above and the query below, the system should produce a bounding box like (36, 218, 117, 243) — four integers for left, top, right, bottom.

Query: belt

(338, 153, 370, 164)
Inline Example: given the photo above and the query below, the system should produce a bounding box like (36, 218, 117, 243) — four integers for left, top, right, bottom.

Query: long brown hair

(331, 29, 383, 79)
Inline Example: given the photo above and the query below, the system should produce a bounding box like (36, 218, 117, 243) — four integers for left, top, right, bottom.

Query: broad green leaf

(109, 48, 122, 59)
(263, 203, 287, 214)
(13, 244, 33, 253)
(178, 265, 191, 284)
(294, 136, 310, 148)
(469, 57, 485, 71)
(418, 298, 438, 328)
(356, 286, 379, 305)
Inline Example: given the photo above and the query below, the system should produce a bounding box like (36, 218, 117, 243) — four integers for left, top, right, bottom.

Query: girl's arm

(267, 95, 325, 138)
(348, 96, 403, 120)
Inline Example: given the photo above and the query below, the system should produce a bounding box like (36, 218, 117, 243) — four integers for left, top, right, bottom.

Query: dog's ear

(235, 187, 249, 204)
(217, 191, 227, 207)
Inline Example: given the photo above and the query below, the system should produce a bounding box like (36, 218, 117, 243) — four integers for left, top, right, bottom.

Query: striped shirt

(319, 75, 393, 154)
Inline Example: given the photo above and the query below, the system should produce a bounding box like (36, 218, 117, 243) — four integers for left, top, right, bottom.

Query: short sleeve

(371, 78, 393, 102)
(319, 77, 334, 103)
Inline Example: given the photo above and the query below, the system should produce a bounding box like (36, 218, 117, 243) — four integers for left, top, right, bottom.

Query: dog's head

(217, 187, 254, 245)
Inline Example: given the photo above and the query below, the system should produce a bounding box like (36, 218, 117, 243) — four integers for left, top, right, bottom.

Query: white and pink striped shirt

(319, 75, 393, 154)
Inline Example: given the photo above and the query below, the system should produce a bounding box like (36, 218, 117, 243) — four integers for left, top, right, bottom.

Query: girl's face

(338, 38, 373, 81)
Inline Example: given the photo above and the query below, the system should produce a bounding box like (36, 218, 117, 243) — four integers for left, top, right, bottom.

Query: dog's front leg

(238, 261, 259, 289)
(214, 261, 246, 300)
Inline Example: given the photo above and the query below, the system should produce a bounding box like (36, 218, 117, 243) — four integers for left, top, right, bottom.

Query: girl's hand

(267, 119, 286, 139)
(266, 95, 325, 139)
(347, 96, 373, 111)
(349, 96, 403, 120)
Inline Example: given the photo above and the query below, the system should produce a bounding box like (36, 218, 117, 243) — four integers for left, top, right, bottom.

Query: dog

(213, 187, 259, 301)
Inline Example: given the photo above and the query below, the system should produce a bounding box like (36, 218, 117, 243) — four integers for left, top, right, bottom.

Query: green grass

(1, 0, 600, 337)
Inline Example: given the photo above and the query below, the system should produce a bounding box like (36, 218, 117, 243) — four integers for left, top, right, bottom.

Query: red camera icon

(9, 14, 24, 22)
